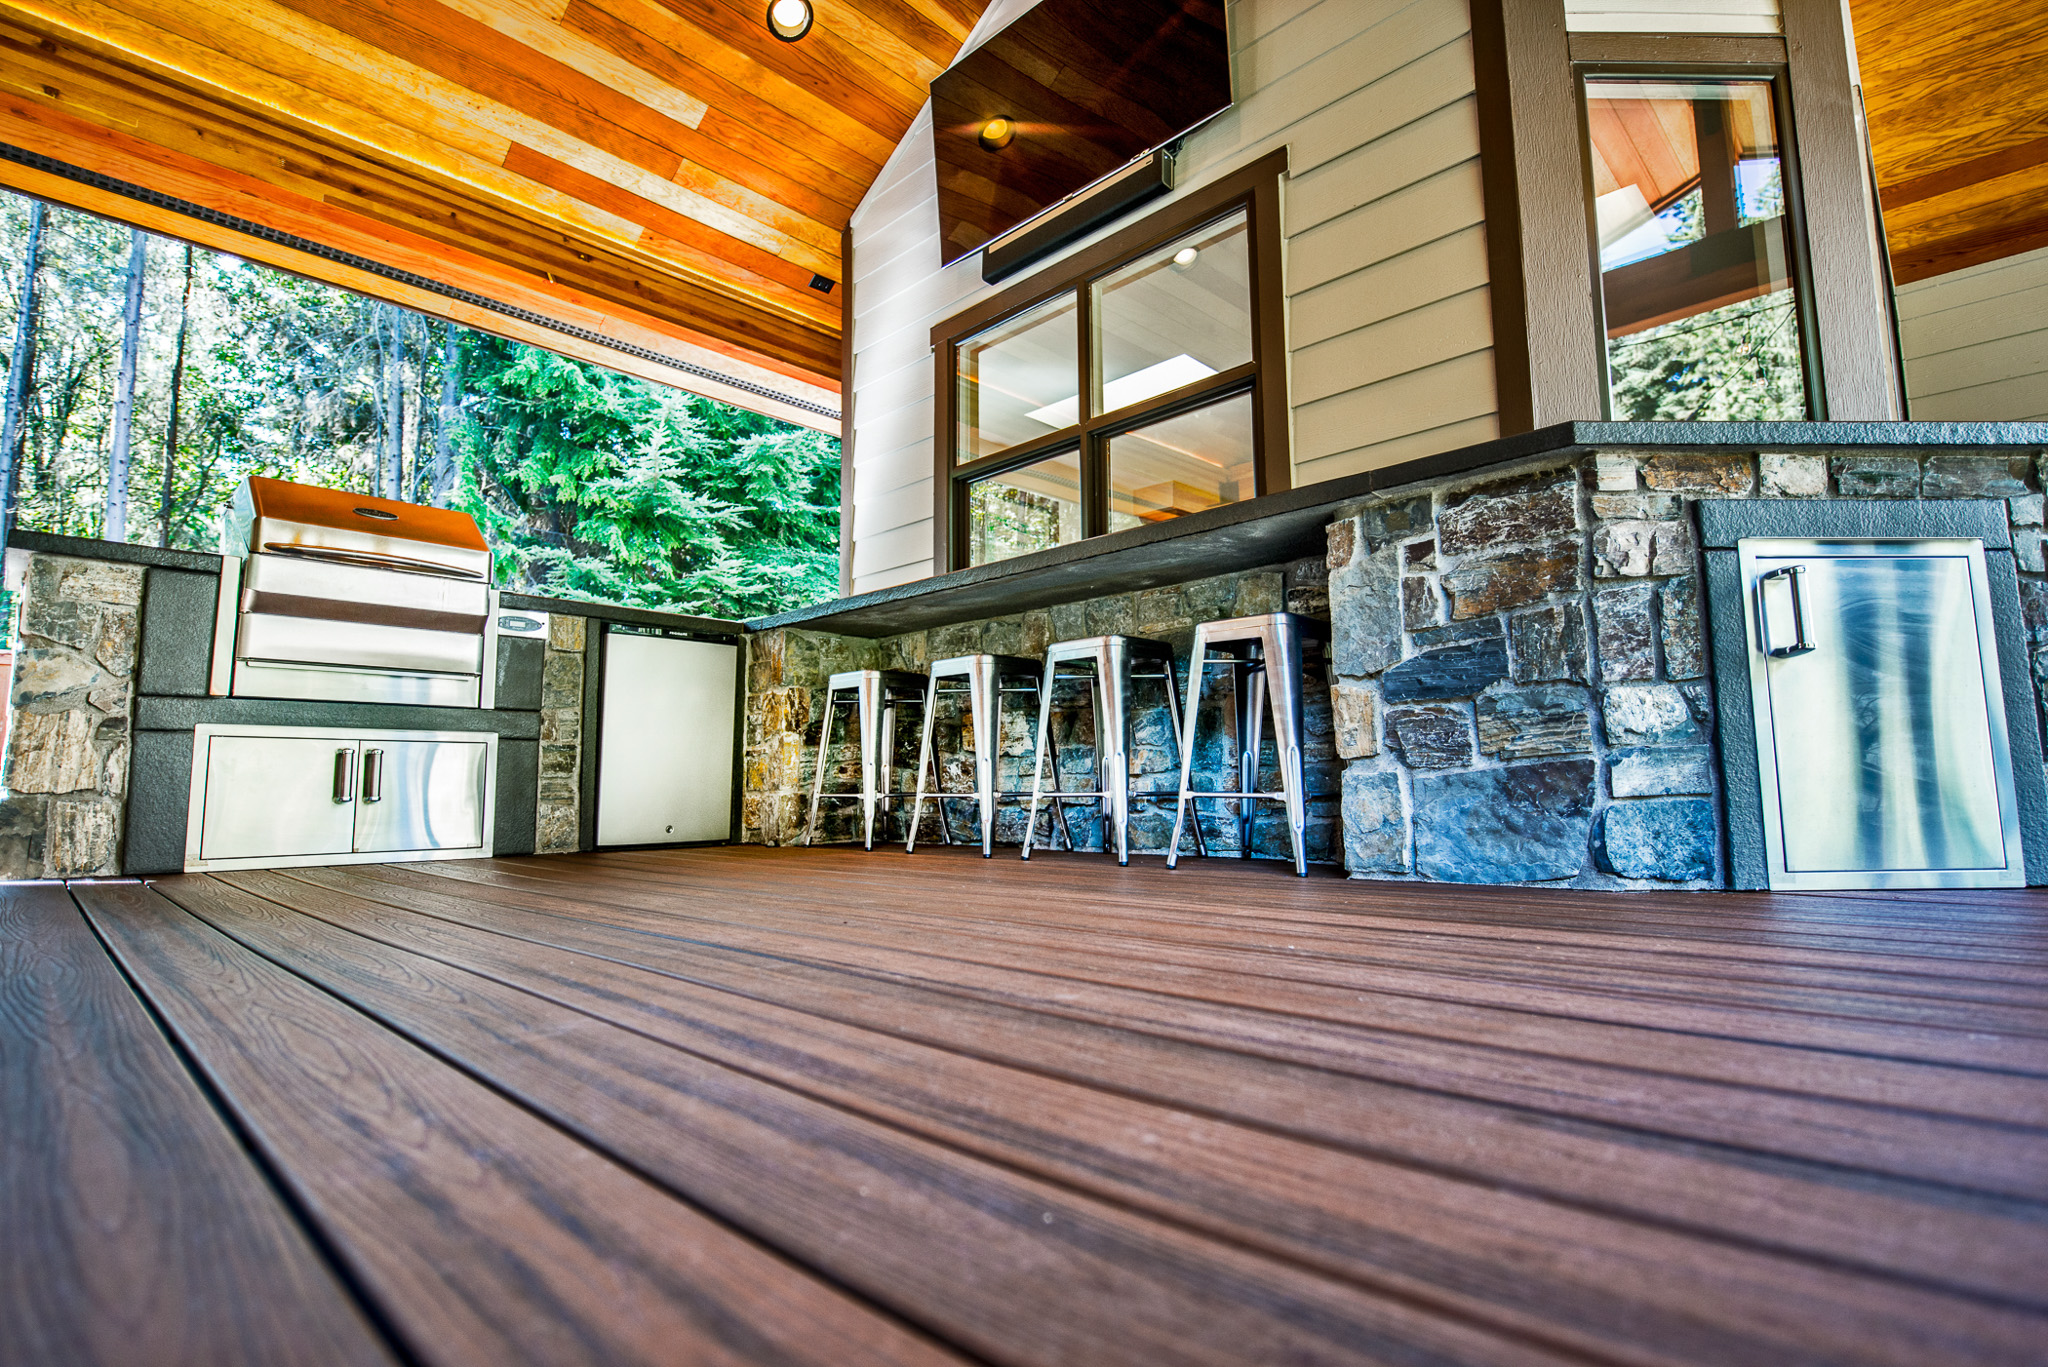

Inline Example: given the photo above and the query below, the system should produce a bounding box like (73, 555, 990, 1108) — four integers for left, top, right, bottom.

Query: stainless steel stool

(908, 653, 1046, 857)
(1167, 612, 1329, 876)
(803, 669, 927, 850)
(1023, 635, 1202, 866)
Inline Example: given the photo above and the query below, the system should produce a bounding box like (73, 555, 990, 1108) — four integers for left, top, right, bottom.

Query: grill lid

(226, 477, 492, 582)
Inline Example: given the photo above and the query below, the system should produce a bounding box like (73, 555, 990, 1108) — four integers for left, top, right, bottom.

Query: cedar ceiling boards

(0, 0, 992, 427)
(1852, 0, 2048, 284)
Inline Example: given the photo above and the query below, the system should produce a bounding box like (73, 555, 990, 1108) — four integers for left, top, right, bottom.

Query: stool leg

(906, 675, 939, 854)
(1158, 663, 1207, 859)
(1046, 704, 1075, 852)
(803, 691, 838, 846)
(878, 698, 898, 846)
(1167, 639, 1206, 870)
(858, 673, 882, 852)
(970, 658, 997, 857)
(1266, 622, 1309, 876)
(1241, 661, 1267, 859)
(1100, 645, 1133, 866)
(1023, 663, 1057, 860)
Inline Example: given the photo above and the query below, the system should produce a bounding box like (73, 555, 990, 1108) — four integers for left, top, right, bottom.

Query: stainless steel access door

(596, 629, 737, 845)
(352, 739, 491, 854)
(1740, 537, 2023, 890)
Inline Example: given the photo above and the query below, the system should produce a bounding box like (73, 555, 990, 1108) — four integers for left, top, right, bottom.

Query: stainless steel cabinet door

(352, 739, 490, 853)
(197, 735, 357, 862)
(1742, 538, 2023, 889)
(597, 632, 736, 845)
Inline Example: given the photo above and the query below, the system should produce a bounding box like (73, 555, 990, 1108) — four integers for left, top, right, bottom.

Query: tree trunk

(381, 304, 405, 501)
(434, 323, 459, 506)
(0, 200, 47, 544)
(105, 229, 148, 542)
(158, 244, 193, 548)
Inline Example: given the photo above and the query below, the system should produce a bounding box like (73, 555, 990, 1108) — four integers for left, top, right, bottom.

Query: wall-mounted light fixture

(978, 116, 1016, 151)
(766, 0, 812, 41)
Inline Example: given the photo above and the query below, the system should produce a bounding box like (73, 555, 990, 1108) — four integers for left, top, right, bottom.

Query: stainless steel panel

(352, 739, 489, 853)
(229, 477, 492, 581)
(241, 552, 490, 631)
(596, 631, 736, 845)
(196, 734, 358, 861)
(230, 659, 481, 708)
(1741, 538, 2023, 890)
(238, 612, 484, 675)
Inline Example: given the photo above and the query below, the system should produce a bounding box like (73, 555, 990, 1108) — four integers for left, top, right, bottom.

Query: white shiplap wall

(1896, 245, 2048, 422)
(1563, 0, 1780, 33)
(844, 0, 1494, 594)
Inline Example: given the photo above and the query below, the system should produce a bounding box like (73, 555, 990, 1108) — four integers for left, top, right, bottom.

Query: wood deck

(8, 845, 2048, 1366)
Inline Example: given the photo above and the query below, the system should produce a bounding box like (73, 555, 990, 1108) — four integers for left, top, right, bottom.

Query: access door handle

(1756, 564, 1816, 658)
(362, 748, 385, 803)
(332, 748, 355, 804)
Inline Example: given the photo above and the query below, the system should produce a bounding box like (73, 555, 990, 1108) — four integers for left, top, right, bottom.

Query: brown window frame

(930, 148, 1289, 574)
(1573, 51, 1828, 420)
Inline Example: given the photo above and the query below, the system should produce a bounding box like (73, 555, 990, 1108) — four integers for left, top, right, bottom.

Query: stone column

(536, 614, 586, 854)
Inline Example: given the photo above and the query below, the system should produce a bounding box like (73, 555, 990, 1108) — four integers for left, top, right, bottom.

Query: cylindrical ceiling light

(766, 0, 813, 41)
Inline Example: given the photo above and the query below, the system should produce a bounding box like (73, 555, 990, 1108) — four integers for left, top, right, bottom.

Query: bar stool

(1023, 635, 1203, 866)
(908, 654, 1047, 857)
(803, 669, 928, 850)
(1167, 612, 1329, 877)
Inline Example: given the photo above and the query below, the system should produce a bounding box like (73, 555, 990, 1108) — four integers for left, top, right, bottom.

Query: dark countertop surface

(750, 419, 2048, 639)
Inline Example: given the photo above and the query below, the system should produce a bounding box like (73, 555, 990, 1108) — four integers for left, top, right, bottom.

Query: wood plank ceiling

(0, 0, 992, 427)
(1853, 0, 2048, 283)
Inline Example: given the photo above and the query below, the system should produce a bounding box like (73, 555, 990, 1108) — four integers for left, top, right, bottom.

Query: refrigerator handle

(1756, 565, 1816, 659)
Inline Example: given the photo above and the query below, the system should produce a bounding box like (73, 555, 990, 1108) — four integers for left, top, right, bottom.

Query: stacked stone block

(741, 564, 1341, 862)
(535, 614, 586, 854)
(1328, 446, 2048, 887)
(0, 555, 141, 877)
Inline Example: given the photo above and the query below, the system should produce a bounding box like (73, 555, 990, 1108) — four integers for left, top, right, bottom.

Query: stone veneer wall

(742, 562, 1342, 860)
(536, 613, 587, 853)
(1326, 447, 2048, 887)
(0, 554, 141, 877)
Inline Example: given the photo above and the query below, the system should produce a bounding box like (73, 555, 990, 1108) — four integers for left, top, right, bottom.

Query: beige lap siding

(843, 0, 1498, 595)
(1896, 245, 2048, 422)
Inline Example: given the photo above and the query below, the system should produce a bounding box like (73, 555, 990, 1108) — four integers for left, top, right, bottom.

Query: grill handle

(332, 748, 355, 804)
(262, 542, 487, 580)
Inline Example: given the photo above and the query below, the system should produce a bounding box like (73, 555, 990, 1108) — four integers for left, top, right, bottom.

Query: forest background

(0, 191, 844, 632)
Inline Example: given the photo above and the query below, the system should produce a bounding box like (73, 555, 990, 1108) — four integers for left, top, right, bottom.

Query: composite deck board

(74, 881, 962, 1367)
(16, 847, 2048, 1365)
(259, 864, 2048, 1308)
(0, 884, 396, 1367)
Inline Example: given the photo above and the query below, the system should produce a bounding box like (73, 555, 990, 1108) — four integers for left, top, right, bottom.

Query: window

(1581, 70, 1818, 420)
(933, 153, 1286, 571)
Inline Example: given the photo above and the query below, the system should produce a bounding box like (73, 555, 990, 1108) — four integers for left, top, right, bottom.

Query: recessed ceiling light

(979, 116, 1016, 151)
(766, 0, 812, 41)
(1173, 246, 1199, 268)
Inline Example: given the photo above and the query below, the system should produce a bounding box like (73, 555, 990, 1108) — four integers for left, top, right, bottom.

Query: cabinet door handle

(1756, 564, 1816, 658)
(333, 748, 355, 804)
(363, 748, 384, 803)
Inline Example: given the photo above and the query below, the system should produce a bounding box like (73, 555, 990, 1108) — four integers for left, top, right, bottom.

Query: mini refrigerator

(595, 626, 738, 846)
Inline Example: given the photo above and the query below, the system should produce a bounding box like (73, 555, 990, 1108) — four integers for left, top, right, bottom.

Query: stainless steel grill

(215, 477, 497, 708)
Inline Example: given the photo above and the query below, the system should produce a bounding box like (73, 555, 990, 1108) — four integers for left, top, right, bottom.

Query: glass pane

(1093, 210, 1250, 418)
(1584, 77, 1808, 420)
(967, 450, 1083, 566)
(955, 293, 1079, 461)
(1105, 392, 1254, 533)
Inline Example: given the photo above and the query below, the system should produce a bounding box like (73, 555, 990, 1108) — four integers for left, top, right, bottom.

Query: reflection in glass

(1584, 77, 1807, 420)
(955, 293, 1078, 461)
(967, 450, 1083, 566)
(1093, 210, 1250, 419)
(1105, 392, 1254, 532)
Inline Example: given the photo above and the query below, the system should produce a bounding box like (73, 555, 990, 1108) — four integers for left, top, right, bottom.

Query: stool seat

(1167, 612, 1331, 876)
(803, 668, 929, 850)
(1023, 634, 1198, 866)
(908, 653, 1050, 857)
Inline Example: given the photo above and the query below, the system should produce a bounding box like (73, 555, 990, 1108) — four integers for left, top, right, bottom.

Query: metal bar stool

(1023, 635, 1203, 866)
(908, 653, 1047, 857)
(803, 669, 928, 850)
(1167, 612, 1329, 877)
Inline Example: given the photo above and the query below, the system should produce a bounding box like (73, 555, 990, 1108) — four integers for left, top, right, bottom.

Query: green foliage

(1606, 292, 1807, 422)
(0, 192, 841, 618)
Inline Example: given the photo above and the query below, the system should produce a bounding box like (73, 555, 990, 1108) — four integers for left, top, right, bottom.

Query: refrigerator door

(352, 739, 491, 854)
(1741, 537, 2023, 889)
(596, 630, 737, 845)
